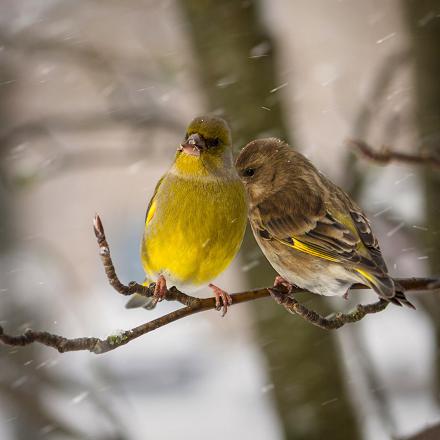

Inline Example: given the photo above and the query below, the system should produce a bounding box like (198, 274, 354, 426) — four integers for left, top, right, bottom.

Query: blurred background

(0, 1, 439, 439)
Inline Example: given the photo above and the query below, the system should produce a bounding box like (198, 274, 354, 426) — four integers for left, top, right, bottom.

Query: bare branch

(0, 215, 438, 354)
(348, 139, 440, 168)
(269, 288, 389, 330)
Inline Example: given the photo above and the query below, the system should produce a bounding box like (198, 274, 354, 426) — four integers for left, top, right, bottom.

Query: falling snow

(386, 222, 405, 237)
(376, 32, 397, 44)
(71, 391, 89, 405)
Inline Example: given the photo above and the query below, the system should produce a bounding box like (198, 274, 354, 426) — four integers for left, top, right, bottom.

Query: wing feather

(253, 184, 389, 279)
(348, 206, 387, 272)
(144, 176, 164, 225)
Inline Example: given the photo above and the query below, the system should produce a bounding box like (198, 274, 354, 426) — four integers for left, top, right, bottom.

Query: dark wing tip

(392, 290, 416, 309)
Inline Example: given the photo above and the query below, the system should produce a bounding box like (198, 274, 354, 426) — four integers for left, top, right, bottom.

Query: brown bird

(235, 137, 413, 308)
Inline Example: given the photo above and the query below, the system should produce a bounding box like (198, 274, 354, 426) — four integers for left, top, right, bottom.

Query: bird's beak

(178, 133, 206, 157)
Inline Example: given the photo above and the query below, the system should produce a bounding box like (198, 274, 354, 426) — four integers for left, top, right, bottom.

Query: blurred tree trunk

(403, 0, 440, 393)
(0, 58, 91, 440)
(179, 1, 360, 438)
(0, 63, 52, 440)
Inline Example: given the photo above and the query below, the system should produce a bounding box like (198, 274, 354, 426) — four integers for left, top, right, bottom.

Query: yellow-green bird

(127, 116, 247, 315)
(235, 138, 413, 308)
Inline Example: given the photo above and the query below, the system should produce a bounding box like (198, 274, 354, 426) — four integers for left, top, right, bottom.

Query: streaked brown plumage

(236, 137, 413, 307)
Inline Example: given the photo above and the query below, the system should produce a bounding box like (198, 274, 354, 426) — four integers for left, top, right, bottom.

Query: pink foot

(152, 275, 168, 305)
(273, 275, 294, 294)
(343, 290, 350, 300)
(209, 283, 232, 317)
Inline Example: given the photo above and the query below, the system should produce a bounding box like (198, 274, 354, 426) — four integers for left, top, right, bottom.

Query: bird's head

(235, 138, 298, 205)
(174, 116, 234, 177)
(178, 116, 231, 159)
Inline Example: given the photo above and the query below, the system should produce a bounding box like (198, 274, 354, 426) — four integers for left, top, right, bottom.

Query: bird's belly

(258, 239, 360, 296)
(276, 263, 358, 296)
(142, 179, 246, 289)
(145, 233, 240, 289)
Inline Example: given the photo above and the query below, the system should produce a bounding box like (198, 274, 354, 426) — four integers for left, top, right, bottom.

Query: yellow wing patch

(276, 237, 340, 263)
(355, 268, 374, 283)
(277, 237, 379, 284)
(146, 199, 157, 225)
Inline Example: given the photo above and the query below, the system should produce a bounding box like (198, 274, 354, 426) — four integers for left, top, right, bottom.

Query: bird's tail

(125, 279, 157, 310)
(392, 281, 416, 309)
(356, 269, 415, 309)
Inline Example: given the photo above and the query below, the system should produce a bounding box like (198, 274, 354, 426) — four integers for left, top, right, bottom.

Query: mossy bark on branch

(179, 1, 360, 438)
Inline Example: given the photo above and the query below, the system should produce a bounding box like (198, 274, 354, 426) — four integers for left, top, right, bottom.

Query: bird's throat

(173, 152, 210, 177)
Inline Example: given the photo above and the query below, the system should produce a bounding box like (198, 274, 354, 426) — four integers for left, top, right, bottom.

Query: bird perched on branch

(126, 116, 247, 315)
(235, 137, 414, 308)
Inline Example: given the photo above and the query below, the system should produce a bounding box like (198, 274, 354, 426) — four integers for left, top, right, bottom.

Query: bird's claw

(268, 287, 287, 305)
(209, 284, 232, 317)
(273, 275, 294, 294)
(152, 275, 168, 305)
(269, 276, 297, 306)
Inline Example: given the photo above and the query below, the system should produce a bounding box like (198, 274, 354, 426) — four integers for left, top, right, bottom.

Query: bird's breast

(142, 175, 247, 287)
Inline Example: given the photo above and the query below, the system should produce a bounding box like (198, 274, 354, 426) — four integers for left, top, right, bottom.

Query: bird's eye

(243, 168, 255, 177)
(209, 138, 220, 147)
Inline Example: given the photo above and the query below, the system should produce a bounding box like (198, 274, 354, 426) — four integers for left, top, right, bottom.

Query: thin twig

(348, 139, 440, 169)
(269, 288, 389, 330)
(0, 215, 438, 354)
